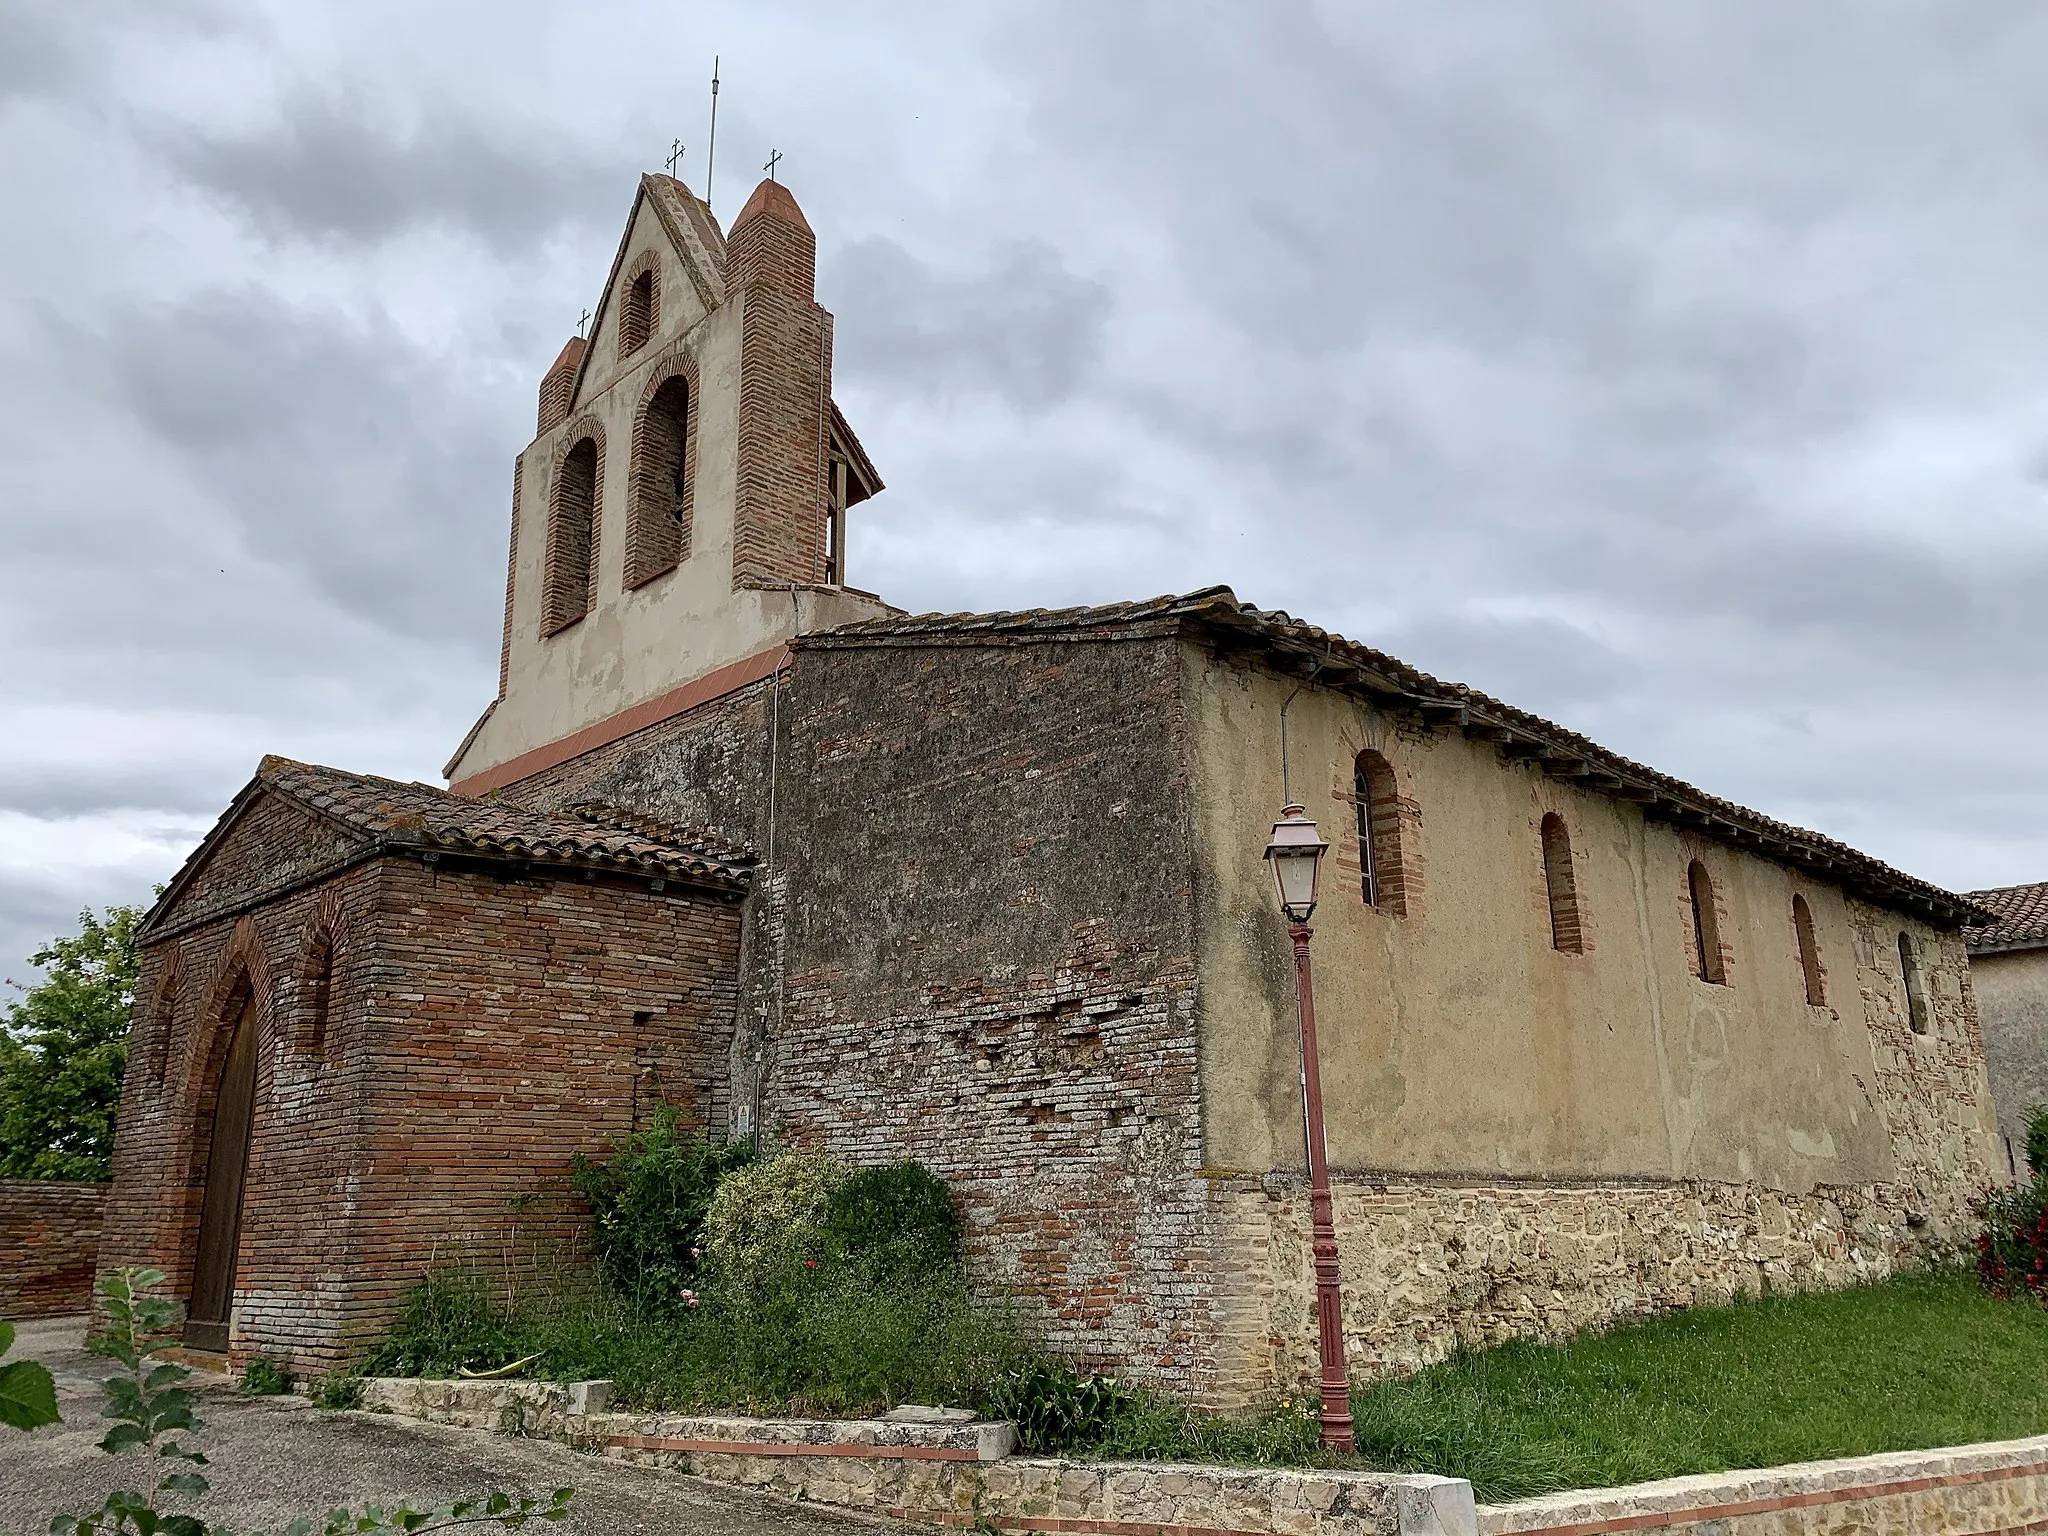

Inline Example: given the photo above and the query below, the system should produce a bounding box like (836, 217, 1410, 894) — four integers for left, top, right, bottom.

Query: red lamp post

(1263, 802, 1355, 1453)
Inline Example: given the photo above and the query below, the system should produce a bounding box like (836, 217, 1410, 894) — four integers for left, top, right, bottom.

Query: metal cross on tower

(763, 147, 782, 182)
(576, 308, 591, 339)
(665, 138, 686, 177)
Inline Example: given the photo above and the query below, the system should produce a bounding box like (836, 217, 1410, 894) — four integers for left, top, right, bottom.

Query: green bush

(359, 1268, 523, 1377)
(239, 1356, 293, 1395)
(1980, 1174, 2048, 1303)
(309, 1372, 365, 1411)
(986, 1360, 1133, 1453)
(701, 1148, 844, 1291)
(568, 1107, 754, 1310)
(825, 1160, 960, 1272)
(2025, 1104, 2048, 1180)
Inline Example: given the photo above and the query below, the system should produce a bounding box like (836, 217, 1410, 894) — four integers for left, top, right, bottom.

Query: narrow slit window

(1541, 813, 1583, 953)
(1898, 931, 1931, 1035)
(1354, 750, 1404, 914)
(1687, 859, 1726, 984)
(1792, 895, 1826, 1006)
(304, 932, 334, 1059)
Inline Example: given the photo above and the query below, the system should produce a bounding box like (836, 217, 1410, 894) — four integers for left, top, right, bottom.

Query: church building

(100, 172, 2004, 1405)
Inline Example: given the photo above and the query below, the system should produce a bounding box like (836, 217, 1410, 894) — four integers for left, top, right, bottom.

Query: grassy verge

(1342, 1269, 2048, 1500)
(359, 1265, 2048, 1505)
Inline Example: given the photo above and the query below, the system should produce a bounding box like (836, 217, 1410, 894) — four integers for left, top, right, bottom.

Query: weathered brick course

(0, 1180, 107, 1318)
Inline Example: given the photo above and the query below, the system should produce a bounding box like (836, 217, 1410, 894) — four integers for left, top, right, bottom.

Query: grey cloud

(85, 291, 516, 649)
(153, 90, 626, 249)
(829, 237, 1112, 412)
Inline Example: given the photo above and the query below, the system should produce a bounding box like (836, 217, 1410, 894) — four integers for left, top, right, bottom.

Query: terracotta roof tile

(1966, 881, 2048, 954)
(259, 757, 752, 890)
(802, 586, 1990, 929)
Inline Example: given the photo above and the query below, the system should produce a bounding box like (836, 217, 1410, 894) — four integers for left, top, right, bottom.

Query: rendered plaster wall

(452, 181, 891, 785)
(1184, 648, 2000, 1393)
(1971, 947, 2048, 1167)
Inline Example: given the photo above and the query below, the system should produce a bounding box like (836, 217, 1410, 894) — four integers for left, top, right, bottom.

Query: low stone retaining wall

(359, 1377, 2048, 1536)
(360, 1378, 1473, 1536)
(1482, 1434, 2048, 1536)
(0, 1180, 107, 1319)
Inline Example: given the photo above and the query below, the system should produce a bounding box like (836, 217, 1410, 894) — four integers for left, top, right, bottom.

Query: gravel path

(2, 1317, 900, 1535)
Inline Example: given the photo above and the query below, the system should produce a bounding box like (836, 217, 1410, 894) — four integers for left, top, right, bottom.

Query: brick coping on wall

(1480, 1434, 2048, 1536)
(448, 643, 789, 797)
(357, 1377, 2048, 1536)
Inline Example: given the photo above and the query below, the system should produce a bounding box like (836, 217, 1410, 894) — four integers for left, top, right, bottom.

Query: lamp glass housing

(1264, 804, 1329, 921)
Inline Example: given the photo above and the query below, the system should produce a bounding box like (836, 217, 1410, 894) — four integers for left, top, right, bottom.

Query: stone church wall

(1182, 651, 1998, 1401)
(1968, 946, 2048, 1173)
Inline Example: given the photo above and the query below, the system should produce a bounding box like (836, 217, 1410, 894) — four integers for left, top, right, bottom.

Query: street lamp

(1262, 803, 1355, 1453)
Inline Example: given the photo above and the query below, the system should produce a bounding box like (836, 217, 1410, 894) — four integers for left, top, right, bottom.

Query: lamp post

(1263, 802, 1355, 1453)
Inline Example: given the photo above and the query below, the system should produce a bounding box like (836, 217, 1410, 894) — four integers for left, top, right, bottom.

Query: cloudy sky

(3, 0, 2047, 986)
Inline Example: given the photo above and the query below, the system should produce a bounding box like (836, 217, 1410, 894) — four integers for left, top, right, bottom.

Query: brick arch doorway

(186, 991, 257, 1351)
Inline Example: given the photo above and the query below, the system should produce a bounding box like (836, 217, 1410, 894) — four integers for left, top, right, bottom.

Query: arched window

(543, 435, 600, 634)
(1354, 750, 1406, 915)
(1792, 895, 1826, 1006)
(618, 266, 656, 357)
(626, 375, 690, 588)
(1540, 813, 1583, 953)
(145, 967, 181, 1091)
(1687, 859, 1726, 984)
(1898, 931, 1930, 1035)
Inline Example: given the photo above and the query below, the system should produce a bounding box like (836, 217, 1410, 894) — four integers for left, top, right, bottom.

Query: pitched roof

(802, 586, 1993, 930)
(143, 757, 751, 941)
(1966, 881, 2048, 954)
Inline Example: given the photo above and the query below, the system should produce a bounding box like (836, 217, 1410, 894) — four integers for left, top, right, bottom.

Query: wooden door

(186, 996, 256, 1351)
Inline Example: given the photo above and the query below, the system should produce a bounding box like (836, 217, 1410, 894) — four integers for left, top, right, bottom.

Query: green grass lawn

(1344, 1270, 2048, 1502)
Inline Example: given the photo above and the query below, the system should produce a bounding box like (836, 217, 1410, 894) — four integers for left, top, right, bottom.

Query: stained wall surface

(1182, 647, 2001, 1394)
(1972, 947, 2048, 1172)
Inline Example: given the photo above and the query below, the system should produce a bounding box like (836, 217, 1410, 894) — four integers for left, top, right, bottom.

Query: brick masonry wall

(768, 633, 1220, 1394)
(0, 1180, 108, 1318)
(728, 188, 829, 589)
(101, 787, 744, 1374)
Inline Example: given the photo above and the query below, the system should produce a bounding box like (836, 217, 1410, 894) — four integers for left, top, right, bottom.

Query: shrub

(569, 1107, 754, 1310)
(2026, 1104, 2048, 1180)
(309, 1372, 365, 1411)
(986, 1360, 1133, 1453)
(825, 1160, 961, 1273)
(1980, 1174, 2048, 1304)
(358, 1268, 522, 1377)
(702, 1148, 845, 1291)
(239, 1356, 292, 1395)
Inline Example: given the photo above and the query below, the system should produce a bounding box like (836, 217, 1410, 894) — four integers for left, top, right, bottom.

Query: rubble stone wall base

(1210, 1173, 1958, 1398)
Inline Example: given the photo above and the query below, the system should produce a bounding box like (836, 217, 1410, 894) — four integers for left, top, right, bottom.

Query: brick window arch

(1354, 750, 1407, 915)
(626, 359, 696, 588)
(1540, 812, 1583, 954)
(297, 927, 336, 1060)
(142, 958, 184, 1092)
(1792, 894, 1826, 1006)
(1687, 859, 1727, 984)
(618, 256, 659, 358)
(1898, 931, 1931, 1035)
(543, 425, 604, 635)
